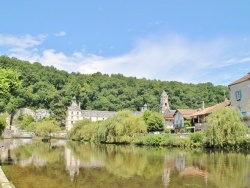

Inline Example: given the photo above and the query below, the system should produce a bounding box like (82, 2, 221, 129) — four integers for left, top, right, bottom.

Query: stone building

(159, 90, 175, 130)
(9, 108, 50, 126)
(65, 97, 115, 131)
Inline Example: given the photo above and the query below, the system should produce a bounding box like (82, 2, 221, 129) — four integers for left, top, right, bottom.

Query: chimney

(201, 101, 204, 110)
(79, 102, 81, 109)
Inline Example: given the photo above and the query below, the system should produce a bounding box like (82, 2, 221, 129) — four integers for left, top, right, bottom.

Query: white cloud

(0, 34, 46, 48)
(53, 31, 66, 37)
(1, 33, 250, 85)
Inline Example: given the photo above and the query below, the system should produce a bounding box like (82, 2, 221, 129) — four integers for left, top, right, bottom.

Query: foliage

(0, 114, 7, 134)
(0, 56, 229, 120)
(19, 115, 34, 130)
(186, 132, 204, 147)
(132, 134, 186, 147)
(35, 119, 61, 138)
(67, 118, 95, 141)
(204, 107, 248, 148)
(96, 110, 147, 143)
(19, 117, 60, 138)
(143, 110, 165, 132)
(67, 110, 147, 144)
(0, 67, 21, 97)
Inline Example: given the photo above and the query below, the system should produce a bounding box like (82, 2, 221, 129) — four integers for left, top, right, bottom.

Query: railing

(194, 123, 207, 131)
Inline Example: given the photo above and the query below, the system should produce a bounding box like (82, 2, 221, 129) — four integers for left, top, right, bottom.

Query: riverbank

(0, 167, 15, 188)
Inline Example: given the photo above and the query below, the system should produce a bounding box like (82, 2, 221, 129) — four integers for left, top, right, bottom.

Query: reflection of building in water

(162, 153, 209, 187)
(64, 146, 104, 181)
(65, 147, 81, 181)
(0, 139, 33, 164)
(16, 154, 47, 167)
(162, 168, 171, 187)
(175, 154, 185, 172)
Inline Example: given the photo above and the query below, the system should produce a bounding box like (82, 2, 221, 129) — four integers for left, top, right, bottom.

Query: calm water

(0, 139, 249, 188)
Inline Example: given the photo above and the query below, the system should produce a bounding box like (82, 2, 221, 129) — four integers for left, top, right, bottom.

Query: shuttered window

(235, 90, 242, 101)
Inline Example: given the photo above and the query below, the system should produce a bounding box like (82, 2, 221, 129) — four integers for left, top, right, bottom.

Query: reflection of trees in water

(3, 141, 249, 188)
(204, 151, 250, 188)
(160, 149, 250, 188)
(67, 142, 168, 179)
(0, 141, 64, 166)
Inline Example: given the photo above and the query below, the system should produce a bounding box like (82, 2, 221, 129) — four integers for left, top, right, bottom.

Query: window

(235, 90, 242, 101)
(242, 112, 247, 117)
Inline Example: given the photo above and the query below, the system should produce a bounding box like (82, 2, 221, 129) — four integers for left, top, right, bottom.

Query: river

(0, 139, 249, 188)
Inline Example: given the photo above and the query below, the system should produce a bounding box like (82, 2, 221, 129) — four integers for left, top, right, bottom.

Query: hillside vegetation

(0, 55, 228, 122)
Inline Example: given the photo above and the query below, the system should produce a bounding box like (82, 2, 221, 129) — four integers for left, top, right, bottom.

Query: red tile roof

(228, 73, 250, 86)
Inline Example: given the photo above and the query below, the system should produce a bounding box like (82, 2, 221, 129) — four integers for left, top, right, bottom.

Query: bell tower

(159, 90, 170, 115)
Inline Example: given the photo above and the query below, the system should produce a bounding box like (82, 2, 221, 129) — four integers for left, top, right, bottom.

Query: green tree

(0, 67, 21, 97)
(143, 110, 165, 132)
(205, 107, 248, 147)
(94, 110, 147, 143)
(0, 114, 7, 133)
(35, 120, 60, 138)
(19, 115, 34, 130)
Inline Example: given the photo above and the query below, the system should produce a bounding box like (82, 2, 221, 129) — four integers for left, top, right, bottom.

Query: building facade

(228, 73, 250, 128)
(65, 97, 116, 131)
(228, 73, 250, 117)
(191, 100, 231, 131)
(173, 109, 197, 132)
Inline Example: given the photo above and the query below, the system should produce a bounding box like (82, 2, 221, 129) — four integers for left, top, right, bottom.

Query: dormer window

(235, 90, 242, 101)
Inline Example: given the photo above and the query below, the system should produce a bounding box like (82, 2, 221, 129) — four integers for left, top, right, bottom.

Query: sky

(0, 1, 250, 86)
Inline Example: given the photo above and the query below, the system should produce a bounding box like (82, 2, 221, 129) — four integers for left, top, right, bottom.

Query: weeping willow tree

(67, 118, 97, 141)
(205, 106, 248, 148)
(95, 110, 147, 144)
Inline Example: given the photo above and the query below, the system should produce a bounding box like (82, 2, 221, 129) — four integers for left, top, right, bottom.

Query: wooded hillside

(0, 55, 228, 121)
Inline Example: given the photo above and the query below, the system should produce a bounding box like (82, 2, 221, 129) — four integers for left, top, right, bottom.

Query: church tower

(66, 96, 82, 131)
(159, 90, 170, 115)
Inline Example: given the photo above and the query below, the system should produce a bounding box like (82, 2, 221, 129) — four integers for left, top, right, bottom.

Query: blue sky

(0, 1, 250, 85)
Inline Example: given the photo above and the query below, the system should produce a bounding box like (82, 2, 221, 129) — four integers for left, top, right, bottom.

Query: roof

(192, 100, 230, 116)
(164, 109, 176, 120)
(228, 73, 250, 86)
(161, 90, 168, 97)
(165, 113, 174, 120)
(176, 109, 197, 115)
(68, 96, 81, 110)
(174, 109, 197, 120)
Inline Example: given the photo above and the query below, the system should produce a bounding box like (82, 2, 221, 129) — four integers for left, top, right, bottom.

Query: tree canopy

(205, 106, 248, 147)
(0, 55, 229, 122)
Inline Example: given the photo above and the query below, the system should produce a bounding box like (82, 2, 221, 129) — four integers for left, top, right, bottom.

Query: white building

(65, 97, 115, 131)
(228, 73, 250, 128)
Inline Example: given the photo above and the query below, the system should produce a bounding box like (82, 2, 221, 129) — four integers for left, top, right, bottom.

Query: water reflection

(0, 139, 249, 188)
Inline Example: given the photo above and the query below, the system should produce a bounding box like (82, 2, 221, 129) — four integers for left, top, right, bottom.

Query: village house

(228, 73, 250, 128)
(191, 100, 231, 131)
(173, 109, 197, 132)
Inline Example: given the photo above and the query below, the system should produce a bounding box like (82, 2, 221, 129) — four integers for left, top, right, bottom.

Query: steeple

(68, 96, 80, 110)
(159, 90, 170, 115)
